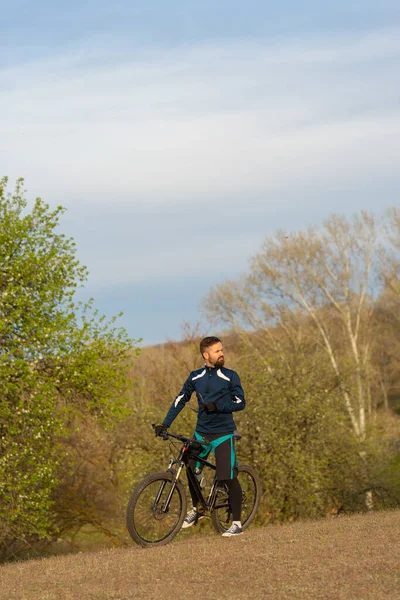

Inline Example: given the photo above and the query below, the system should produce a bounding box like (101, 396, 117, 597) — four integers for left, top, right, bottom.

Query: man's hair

(200, 336, 222, 357)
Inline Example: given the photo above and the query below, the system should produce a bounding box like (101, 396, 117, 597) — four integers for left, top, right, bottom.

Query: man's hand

(154, 424, 169, 438)
(204, 402, 219, 414)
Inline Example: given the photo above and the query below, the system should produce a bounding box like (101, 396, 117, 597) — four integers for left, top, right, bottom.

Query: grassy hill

(1, 510, 399, 600)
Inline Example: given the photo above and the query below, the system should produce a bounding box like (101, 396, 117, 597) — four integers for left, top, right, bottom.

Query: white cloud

(1, 28, 399, 206)
(1, 28, 399, 288)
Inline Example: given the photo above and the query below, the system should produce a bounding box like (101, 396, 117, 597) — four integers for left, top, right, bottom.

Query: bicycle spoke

(137, 511, 154, 527)
(212, 467, 258, 532)
(132, 478, 183, 543)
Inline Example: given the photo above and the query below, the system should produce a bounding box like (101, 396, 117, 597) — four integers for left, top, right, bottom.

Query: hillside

(1, 510, 399, 600)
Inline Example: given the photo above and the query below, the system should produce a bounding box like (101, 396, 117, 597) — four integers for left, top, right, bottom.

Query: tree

(235, 341, 369, 521)
(374, 208, 400, 411)
(0, 178, 139, 560)
(205, 212, 379, 442)
(204, 211, 400, 511)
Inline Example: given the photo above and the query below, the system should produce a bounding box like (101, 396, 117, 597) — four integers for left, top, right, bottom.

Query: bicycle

(126, 427, 262, 547)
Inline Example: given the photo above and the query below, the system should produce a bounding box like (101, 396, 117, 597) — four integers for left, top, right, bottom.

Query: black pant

(188, 431, 242, 522)
(188, 473, 242, 522)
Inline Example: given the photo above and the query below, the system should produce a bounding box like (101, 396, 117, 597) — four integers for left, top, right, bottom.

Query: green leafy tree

(0, 178, 139, 559)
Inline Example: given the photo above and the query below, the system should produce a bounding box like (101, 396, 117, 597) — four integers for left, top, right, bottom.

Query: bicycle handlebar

(151, 424, 208, 446)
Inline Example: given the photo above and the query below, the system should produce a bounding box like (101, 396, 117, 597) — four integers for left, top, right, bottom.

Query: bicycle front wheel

(126, 471, 187, 547)
(211, 464, 261, 534)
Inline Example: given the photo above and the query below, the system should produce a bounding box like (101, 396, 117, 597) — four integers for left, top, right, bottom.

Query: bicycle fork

(152, 459, 184, 514)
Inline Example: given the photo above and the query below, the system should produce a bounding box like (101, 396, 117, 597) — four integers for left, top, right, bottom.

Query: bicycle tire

(211, 464, 262, 534)
(126, 471, 187, 547)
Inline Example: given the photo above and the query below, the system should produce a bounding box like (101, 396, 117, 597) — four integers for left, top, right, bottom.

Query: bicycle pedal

(194, 512, 206, 525)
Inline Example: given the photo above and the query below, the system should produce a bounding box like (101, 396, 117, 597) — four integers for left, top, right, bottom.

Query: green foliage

(0, 178, 139, 559)
(233, 341, 365, 521)
(0, 388, 62, 544)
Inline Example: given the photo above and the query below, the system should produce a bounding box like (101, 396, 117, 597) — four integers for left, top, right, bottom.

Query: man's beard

(214, 357, 225, 368)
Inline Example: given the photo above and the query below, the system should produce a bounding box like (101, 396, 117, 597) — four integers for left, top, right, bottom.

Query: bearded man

(154, 336, 246, 537)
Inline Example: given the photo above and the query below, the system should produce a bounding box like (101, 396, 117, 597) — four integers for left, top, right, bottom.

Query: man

(155, 336, 246, 537)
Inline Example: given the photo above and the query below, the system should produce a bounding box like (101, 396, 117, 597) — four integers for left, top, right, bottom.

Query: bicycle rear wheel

(211, 464, 261, 534)
(126, 471, 187, 547)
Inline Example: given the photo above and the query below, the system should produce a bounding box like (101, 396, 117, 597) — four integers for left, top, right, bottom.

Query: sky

(1, 1, 400, 345)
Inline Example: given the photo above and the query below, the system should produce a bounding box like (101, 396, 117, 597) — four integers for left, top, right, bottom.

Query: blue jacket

(162, 365, 246, 434)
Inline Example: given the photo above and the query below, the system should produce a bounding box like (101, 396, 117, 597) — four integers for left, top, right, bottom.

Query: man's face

(204, 342, 225, 368)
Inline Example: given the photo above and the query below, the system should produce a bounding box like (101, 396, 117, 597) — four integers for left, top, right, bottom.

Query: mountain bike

(126, 428, 261, 547)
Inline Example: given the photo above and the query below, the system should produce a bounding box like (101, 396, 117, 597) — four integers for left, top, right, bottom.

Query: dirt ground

(1, 510, 399, 600)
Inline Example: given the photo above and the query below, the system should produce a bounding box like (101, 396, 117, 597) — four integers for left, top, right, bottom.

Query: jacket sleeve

(162, 374, 195, 426)
(217, 371, 246, 414)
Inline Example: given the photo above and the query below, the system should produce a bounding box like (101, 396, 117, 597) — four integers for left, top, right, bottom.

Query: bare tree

(374, 208, 400, 410)
(205, 212, 379, 443)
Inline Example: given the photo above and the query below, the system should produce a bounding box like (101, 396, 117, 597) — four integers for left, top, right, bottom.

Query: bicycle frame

(127, 428, 260, 546)
(157, 437, 229, 515)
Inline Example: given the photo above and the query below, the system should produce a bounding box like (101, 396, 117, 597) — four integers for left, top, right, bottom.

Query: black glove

(204, 402, 219, 414)
(154, 424, 169, 438)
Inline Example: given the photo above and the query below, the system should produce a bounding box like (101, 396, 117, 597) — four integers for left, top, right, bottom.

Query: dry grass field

(1, 510, 399, 600)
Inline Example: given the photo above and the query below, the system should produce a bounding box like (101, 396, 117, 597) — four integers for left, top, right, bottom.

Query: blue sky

(1, 1, 400, 345)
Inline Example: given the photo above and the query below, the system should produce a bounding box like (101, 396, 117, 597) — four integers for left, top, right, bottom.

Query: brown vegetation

(1, 510, 399, 600)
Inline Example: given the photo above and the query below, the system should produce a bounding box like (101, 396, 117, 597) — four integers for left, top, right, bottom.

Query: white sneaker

(222, 523, 243, 537)
(181, 508, 205, 529)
